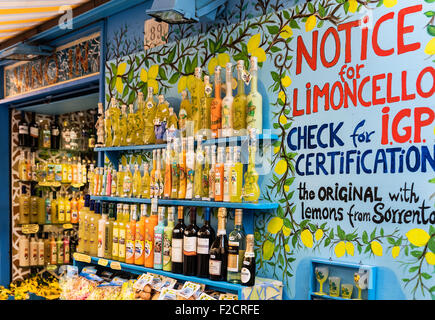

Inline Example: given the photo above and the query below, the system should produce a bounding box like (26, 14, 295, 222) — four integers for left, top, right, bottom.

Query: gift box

(241, 277, 283, 300)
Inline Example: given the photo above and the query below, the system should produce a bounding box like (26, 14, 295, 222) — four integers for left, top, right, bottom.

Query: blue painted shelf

(95, 133, 279, 153)
(73, 256, 244, 297)
(90, 195, 278, 210)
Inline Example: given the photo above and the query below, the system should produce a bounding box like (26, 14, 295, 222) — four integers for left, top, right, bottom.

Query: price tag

(63, 224, 73, 230)
(98, 258, 108, 267)
(47, 264, 58, 272)
(110, 261, 122, 270)
(73, 252, 91, 263)
(21, 224, 39, 234)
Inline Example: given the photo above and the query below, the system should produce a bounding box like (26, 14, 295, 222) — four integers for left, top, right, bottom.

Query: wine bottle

(18, 111, 29, 147)
(183, 207, 199, 276)
(29, 112, 39, 149)
(227, 209, 246, 284)
(197, 207, 216, 278)
(209, 208, 228, 281)
(241, 234, 255, 286)
(171, 206, 185, 274)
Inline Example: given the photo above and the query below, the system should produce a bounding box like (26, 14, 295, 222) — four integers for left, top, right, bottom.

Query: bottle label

(19, 125, 28, 134)
(52, 128, 59, 136)
(215, 173, 221, 196)
(126, 240, 135, 260)
(197, 238, 210, 255)
(135, 240, 144, 259)
(154, 233, 162, 263)
(118, 230, 126, 258)
(112, 231, 119, 257)
(145, 239, 152, 258)
(30, 127, 39, 138)
(227, 241, 240, 272)
(172, 238, 183, 262)
(241, 267, 251, 284)
(209, 259, 222, 276)
(183, 236, 197, 256)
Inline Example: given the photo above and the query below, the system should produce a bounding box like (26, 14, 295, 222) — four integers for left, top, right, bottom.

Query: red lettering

(416, 66, 435, 98)
(292, 88, 304, 116)
(320, 27, 341, 68)
(372, 12, 395, 57)
(358, 76, 371, 107)
(397, 5, 422, 55)
(330, 81, 344, 110)
(414, 107, 435, 143)
(313, 83, 330, 113)
(296, 31, 318, 75)
(381, 106, 390, 145)
(401, 71, 415, 101)
(392, 108, 412, 143)
(344, 79, 357, 108)
(337, 19, 360, 64)
(372, 73, 386, 105)
(386, 73, 400, 103)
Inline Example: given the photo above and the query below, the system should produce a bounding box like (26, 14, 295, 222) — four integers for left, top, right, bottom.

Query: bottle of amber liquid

(19, 185, 30, 225)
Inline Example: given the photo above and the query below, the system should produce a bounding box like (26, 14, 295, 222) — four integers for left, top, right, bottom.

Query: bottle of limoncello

(150, 149, 157, 198)
(155, 95, 169, 144)
(246, 56, 262, 135)
(104, 99, 113, 147)
(202, 145, 211, 200)
(135, 92, 145, 145)
(126, 104, 137, 146)
(119, 104, 128, 146)
(199, 75, 212, 139)
(243, 134, 260, 203)
(210, 66, 222, 139)
(110, 99, 122, 146)
(171, 139, 181, 199)
(143, 86, 157, 145)
(230, 146, 243, 203)
(193, 67, 203, 135)
(233, 60, 247, 136)
(132, 163, 142, 198)
(178, 90, 192, 138)
(116, 164, 124, 197)
(222, 63, 234, 137)
(193, 136, 204, 200)
(122, 164, 133, 198)
(141, 162, 151, 199)
(163, 142, 172, 199)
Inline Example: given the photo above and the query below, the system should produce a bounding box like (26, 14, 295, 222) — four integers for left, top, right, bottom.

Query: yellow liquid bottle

(18, 151, 28, 181)
(89, 202, 100, 256)
(119, 104, 128, 146)
(19, 185, 30, 224)
(117, 204, 128, 262)
(243, 136, 260, 203)
(116, 164, 124, 197)
(193, 137, 204, 200)
(126, 104, 137, 146)
(163, 143, 172, 199)
(141, 163, 151, 199)
(65, 194, 71, 223)
(88, 164, 95, 195)
(178, 90, 192, 137)
(202, 146, 211, 200)
(105, 99, 114, 147)
(50, 192, 58, 224)
(230, 146, 243, 202)
(111, 99, 122, 146)
(167, 107, 178, 141)
(67, 158, 73, 183)
(57, 192, 65, 224)
(223, 147, 233, 202)
(77, 195, 90, 253)
(154, 95, 170, 144)
(143, 86, 157, 145)
(132, 163, 142, 198)
(122, 165, 133, 198)
(171, 139, 180, 199)
(150, 149, 157, 198)
(111, 205, 120, 260)
(199, 75, 212, 139)
(71, 157, 78, 185)
(104, 203, 115, 259)
(135, 92, 145, 145)
(233, 60, 247, 136)
(246, 56, 263, 135)
(193, 67, 204, 135)
(177, 139, 186, 199)
(222, 62, 234, 137)
(155, 149, 163, 198)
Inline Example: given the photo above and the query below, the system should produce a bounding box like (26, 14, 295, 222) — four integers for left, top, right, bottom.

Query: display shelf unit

(90, 195, 278, 210)
(73, 256, 245, 298)
(309, 258, 378, 300)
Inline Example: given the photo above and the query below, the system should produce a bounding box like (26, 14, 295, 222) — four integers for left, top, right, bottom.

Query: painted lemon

(279, 114, 287, 125)
(424, 38, 435, 55)
(285, 244, 291, 253)
(282, 225, 291, 237)
(140, 68, 148, 82)
(273, 146, 280, 154)
(148, 64, 159, 79)
(252, 47, 267, 62)
(305, 15, 317, 32)
(345, 242, 354, 256)
(178, 76, 187, 93)
(281, 75, 292, 88)
(383, 0, 397, 8)
(274, 159, 287, 175)
(392, 246, 400, 259)
(301, 229, 313, 248)
(284, 185, 290, 192)
(280, 25, 293, 39)
(334, 241, 346, 258)
(348, 0, 358, 13)
(314, 229, 324, 241)
(278, 90, 286, 102)
(425, 252, 435, 265)
(267, 217, 283, 234)
(118, 62, 127, 75)
(262, 240, 275, 260)
(115, 77, 124, 94)
(406, 228, 430, 247)
(186, 74, 196, 93)
(371, 241, 383, 256)
(247, 33, 261, 54)
(148, 79, 159, 94)
(217, 53, 230, 67)
(208, 57, 218, 75)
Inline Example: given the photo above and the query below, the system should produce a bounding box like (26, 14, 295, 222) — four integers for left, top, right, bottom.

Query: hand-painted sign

(4, 32, 100, 98)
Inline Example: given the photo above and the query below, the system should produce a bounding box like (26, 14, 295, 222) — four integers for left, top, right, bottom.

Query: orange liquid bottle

(210, 66, 222, 138)
(144, 200, 158, 268)
(125, 205, 137, 264)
